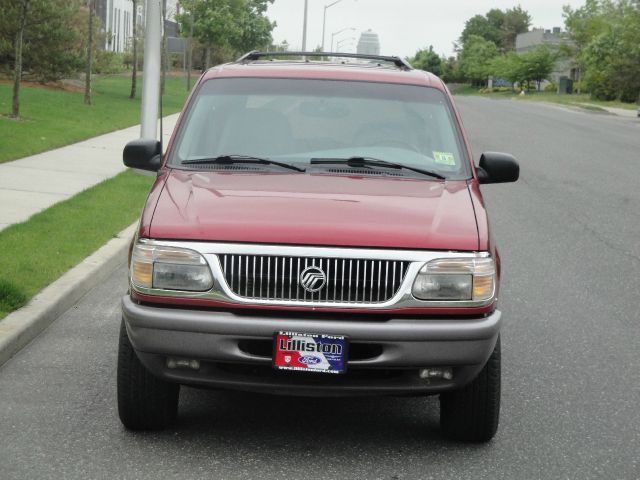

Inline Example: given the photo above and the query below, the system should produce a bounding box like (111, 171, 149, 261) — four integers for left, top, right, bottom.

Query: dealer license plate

(273, 331, 348, 374)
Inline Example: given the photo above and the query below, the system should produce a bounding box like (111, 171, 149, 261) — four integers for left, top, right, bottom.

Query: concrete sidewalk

(0, 114, 179, 231)
(578, 103, 639, 117)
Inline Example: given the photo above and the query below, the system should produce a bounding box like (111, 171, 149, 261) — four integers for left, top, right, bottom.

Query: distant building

(96, 0, 134, 53)
(96, 0, 180, 53)
(516, 27, 577, 84)
(357, 30, 380, 56)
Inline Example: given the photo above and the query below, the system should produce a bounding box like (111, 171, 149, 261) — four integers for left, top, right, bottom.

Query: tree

(440, 56, 463, 84)
(458, 35, 500, 85)
(408, 46, 442, 76)
(501, 6, 532, 51)
(490, 53, 525, 88)
(520, 46, 556, 90)
(565, 0, 640, 102)
(459, 7, 530, 52)
(460, 14, 502, 49)
(0, 0, 82, 118)
(489, 46, 556, 91)
(177, 0, 275, 68)
(233, 0, 276, 53)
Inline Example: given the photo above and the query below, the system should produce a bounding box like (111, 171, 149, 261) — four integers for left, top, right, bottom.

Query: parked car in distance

(118, 51, 519, 442)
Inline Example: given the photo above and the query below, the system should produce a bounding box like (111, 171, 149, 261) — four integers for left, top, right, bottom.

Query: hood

(147, 170, 479, 251)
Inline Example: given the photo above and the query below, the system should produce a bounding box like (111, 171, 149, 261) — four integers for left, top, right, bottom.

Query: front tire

(117, 319, 179, 430)
(439, 336, 501, 442)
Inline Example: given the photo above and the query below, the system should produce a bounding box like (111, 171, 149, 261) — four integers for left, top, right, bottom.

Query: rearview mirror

(477, 152, 519, 184)
(123, 139, 162, 172)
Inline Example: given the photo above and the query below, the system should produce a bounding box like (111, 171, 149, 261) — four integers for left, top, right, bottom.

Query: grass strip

(0, 75, 191, 163)
(0, 170, 153, 320)
(452, 87, 637, 111)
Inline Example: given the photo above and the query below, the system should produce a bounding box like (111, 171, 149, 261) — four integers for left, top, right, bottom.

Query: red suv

(118, 52, 519, 442)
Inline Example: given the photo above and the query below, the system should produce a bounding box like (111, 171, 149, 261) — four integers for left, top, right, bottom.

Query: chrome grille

(218, 254, 410, 304)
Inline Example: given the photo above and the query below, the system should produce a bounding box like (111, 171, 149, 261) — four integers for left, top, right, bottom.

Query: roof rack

(236, 51, 413, 71)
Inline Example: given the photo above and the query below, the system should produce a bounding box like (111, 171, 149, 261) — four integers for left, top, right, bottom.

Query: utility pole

(140, 0, 162, 140)
(301, 0, 308, 51)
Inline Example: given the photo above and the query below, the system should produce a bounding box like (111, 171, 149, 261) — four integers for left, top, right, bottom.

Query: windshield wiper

(182, 154, 305, 172)
(309, 156, 446, 180)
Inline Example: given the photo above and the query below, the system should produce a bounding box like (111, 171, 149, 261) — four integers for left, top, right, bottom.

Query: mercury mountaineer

(117, 51, 519, 442)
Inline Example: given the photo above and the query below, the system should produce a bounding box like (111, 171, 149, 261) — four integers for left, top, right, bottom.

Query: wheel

(439, 336, 501, 442)
(117, 319, 179, 430)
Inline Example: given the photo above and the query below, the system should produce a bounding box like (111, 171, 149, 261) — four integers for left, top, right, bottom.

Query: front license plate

(273, 331, 348, 374)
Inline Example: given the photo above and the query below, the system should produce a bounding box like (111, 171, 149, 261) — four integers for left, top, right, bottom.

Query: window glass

(170, 78, 470, 178)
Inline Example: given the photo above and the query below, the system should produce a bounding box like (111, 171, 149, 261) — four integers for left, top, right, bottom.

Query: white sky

(266, 0, 587, 58)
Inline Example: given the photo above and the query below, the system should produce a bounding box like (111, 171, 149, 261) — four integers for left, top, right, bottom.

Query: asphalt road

(1, 98, 639, 480)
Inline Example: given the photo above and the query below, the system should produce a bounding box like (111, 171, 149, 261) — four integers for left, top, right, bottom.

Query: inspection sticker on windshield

(273, 332, 348, 374)
(433, 151, 456, 166)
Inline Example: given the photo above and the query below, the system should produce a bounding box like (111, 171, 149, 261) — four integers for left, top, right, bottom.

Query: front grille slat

(219, 254, 410, 305)
(259, 257, 264, 297)
(230, 256, 235, 291)
(252, 255, 256, 298)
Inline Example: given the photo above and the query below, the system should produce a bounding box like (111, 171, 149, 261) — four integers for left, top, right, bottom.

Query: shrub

(544, 82, 557, 92)
(94, 51, 127, 74)
(573, 81, 589, 94)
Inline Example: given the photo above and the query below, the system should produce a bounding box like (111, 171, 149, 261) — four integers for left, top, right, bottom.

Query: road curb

(0, 222, 137, 368)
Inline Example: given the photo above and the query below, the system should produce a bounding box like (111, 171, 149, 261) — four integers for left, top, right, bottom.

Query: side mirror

(477, 152, 519, 184)
(123, 139, 162, 172)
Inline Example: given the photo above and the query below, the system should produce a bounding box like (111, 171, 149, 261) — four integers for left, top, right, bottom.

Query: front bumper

(122, 296, 501, 396)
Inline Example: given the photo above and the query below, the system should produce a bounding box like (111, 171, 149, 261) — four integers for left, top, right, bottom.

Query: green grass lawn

(452, 86, 637, 112)
(0, 170, 154, 319)
(0, 74, 192, 163)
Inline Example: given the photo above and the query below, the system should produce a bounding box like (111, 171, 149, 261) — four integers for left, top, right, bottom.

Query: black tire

(117, 319, 179, 430)
(439, 336, 501, 442)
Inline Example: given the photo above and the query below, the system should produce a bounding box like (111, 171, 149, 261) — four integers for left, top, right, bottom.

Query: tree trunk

(130, 0, 137, 99)
(84, 0, 94, 105)
(205, 45, 211, 70)
(11, 0, 29, 119)
(160, 0, 167, 95)
(186, 12, 193, 91)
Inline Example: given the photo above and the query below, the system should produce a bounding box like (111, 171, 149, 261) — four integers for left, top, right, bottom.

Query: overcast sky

(266, 0, 587, 58)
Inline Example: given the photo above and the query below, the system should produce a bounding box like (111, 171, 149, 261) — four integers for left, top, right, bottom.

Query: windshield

(169, 77, 470, 179)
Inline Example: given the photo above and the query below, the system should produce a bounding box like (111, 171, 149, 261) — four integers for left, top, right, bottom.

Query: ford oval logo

(299, 266, 327, 293)
(298, 355, 322, 365)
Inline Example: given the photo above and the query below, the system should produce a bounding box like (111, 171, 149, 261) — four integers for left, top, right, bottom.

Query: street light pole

(140, 0, 162, 140)
(336, 37, 355, 52)
(302, 0, 308, 51)
(331, 27, 356, 52)
(321, 0, 343, 51)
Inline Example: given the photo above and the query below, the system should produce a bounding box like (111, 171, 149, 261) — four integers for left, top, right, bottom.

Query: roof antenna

(159, 85, 163, 155)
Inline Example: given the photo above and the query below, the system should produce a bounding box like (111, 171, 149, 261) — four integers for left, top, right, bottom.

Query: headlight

(412, 257, 495, 302)
(131, 243, 214, 292)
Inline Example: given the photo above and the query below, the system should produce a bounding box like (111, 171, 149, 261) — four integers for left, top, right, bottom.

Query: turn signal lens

(131, 244, 154, 288)
(412, 257, 495, 303)
(130, 242, 213, 292)
(473, 274, 494, 301)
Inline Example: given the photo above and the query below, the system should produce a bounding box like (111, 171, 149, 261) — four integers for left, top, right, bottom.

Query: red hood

(146, 170, 479, 251)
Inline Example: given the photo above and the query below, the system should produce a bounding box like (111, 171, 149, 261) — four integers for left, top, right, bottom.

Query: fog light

(167, 357, 200, 370)
(419, 368, 453, 380)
